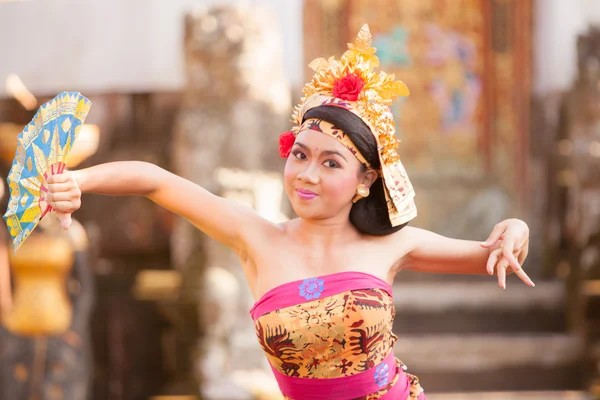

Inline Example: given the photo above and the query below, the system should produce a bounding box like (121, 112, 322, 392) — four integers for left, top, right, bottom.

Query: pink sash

(270, 350, 411, 399)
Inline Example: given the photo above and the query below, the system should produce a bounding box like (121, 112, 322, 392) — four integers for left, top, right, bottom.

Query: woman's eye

(292, 150, 306, 160)
(324, 160, 340, 168)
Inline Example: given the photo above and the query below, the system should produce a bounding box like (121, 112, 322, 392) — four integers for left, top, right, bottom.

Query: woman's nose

(297, 163, 320, 184)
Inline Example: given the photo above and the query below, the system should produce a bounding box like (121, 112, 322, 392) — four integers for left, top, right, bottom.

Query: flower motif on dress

(298, 278, 325, 300)
(374, 362, 389, 388)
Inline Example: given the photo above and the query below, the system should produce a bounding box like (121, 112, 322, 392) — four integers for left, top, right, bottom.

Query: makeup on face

(294, 142, 348, 163)
(295, 188, 318, 200)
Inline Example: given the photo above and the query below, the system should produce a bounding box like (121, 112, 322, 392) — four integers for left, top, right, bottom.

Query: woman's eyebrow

(320, 150, 347, 162)
(295, 142, 348, 162)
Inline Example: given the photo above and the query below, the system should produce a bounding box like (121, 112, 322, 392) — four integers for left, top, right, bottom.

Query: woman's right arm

(48, 161, 266, 253)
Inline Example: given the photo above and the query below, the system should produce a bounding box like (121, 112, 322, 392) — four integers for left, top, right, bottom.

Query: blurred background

(0, 0, 599, 399)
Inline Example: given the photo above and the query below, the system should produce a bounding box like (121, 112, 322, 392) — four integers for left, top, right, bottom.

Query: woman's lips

(295, 188, 318, 200)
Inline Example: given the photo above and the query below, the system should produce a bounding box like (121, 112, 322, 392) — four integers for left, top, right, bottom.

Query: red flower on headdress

(333, 73, 365, 101)
(279, 131, 295, 158)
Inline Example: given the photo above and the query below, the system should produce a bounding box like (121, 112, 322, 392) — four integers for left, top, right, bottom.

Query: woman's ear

(362, 168, 379, 187)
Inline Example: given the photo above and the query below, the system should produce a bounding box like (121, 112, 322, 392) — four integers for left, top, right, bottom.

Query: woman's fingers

(47, 190, 78, 203)
(486, 248, 503, 275)
(494, 257, 535, 289)
(517, 242, 529, 265)
(497, 259, 508, 289)
(47, 173, 70, 184)
(501, 239, 535, 287)
(47, 181, 75, 194)
(49, 200, 81, 214)
(502, 246, 521, 273)
(46, 172, 82, 219)
(511, 263, 535, 287)
(481, 223, 506, 248)
(56, 211, 72, 230)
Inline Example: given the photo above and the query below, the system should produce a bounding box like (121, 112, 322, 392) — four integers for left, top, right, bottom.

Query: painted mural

(345, 0, 487, 177)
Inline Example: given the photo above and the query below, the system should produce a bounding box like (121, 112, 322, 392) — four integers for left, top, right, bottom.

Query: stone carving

(550, 26, 600, 278)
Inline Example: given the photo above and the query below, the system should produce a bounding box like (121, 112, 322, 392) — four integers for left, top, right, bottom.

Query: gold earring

(357, 184, 370, 197)
(352, 184, 370, 203)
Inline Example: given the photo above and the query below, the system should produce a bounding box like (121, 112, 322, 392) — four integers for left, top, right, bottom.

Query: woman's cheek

(283, 159, 297, 182)
(322, 173, 356, 199)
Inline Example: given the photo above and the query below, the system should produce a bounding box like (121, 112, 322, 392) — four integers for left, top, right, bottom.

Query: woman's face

(283, 129, 368, 222)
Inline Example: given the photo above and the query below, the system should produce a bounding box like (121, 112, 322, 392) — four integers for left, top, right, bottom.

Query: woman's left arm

(396, 219, 533, 289)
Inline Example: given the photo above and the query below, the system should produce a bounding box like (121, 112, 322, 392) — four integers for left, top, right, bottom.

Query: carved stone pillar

(171, 5, 290, 399)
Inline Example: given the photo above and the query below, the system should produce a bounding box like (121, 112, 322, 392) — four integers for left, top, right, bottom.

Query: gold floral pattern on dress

(255, 289, 394, 379)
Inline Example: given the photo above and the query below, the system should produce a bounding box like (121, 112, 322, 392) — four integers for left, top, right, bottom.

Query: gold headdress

(287, 24, 417, 226)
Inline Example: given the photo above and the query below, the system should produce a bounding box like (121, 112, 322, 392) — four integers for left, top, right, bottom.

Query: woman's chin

(291, 202, 345, 222)
(290, 201, 323, 219)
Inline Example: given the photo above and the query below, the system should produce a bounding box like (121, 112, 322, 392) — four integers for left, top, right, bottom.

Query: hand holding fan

(3, 92, 92, 252)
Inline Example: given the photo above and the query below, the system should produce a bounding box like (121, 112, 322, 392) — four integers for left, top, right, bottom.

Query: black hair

(303, 106, 408, 236)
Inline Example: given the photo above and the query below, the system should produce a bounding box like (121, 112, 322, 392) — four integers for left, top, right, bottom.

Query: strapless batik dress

(250, 271, 426, 400)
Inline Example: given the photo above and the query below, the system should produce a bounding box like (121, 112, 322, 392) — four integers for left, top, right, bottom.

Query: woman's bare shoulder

(243, 217, 291, 252)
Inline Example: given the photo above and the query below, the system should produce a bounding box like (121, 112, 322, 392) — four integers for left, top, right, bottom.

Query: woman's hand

(481, 219, 533, 289)
(46, 171, 82, 230)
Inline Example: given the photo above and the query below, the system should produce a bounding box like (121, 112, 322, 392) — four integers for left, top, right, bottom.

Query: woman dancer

(46, 25, 532, 400)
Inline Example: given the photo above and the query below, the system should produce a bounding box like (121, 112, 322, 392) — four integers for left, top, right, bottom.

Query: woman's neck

(289, 216, 360, 248)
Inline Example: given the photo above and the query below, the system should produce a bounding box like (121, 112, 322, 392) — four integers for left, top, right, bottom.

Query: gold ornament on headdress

(289, 24, 417, 227)
(293, 24, 409, 165)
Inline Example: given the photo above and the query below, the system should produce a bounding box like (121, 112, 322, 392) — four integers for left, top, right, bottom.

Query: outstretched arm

(396, 219, 533, 289)
(47, 161, 266, 253)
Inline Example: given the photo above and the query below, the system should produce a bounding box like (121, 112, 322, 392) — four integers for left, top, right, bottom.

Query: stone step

(414, 367, 586, 394)
(395, 333, 582, 372)
(395, 333, 585, 393)
(392, 280, 564, 313)
(393, 308, 566, 334)
(391, 280, 565, 334)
